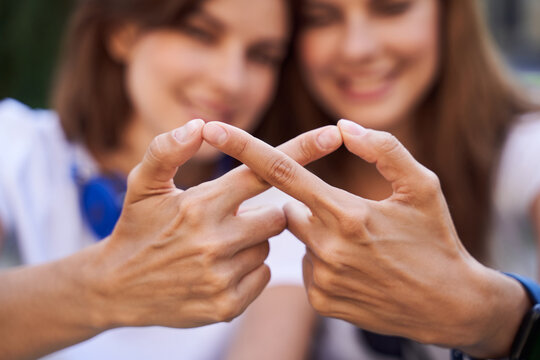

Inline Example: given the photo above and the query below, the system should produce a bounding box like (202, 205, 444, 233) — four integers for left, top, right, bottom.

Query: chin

(335, 102, 409, 132)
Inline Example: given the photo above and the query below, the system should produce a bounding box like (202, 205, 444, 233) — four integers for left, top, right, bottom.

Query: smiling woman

(54, 0, 289, 173)
(0, 0, 317, 359)
(265, 0, 540, 358)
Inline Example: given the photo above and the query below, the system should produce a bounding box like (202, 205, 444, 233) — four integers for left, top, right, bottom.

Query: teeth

(345, 77, 388, 93)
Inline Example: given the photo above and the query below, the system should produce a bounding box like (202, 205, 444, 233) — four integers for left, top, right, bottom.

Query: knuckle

(210, 271, 232, 293)
(146, 135, 168, 165)
(177, 194, 205, 222)
(424, 170, 441, 191)
(200, 268, 230, 296)
(298, 136, 314, 163)
(231, 135, 249, 158)
(307, 286, 329, 314)
(415, 330, 440, 345)
(374, 132, 401, 155)
(312, 266, 335, 291)
(418, 169, 442, 199)
(337, 211, 366, 237)
(313, 241, 338, 265)
(195, 242, 223, 268)
(266, 209, 287, 233)
(126, 165, 141, 189)
(216, 293, 242, 322)
(267, 157, 296, 187)
(257, 241, 270, 260)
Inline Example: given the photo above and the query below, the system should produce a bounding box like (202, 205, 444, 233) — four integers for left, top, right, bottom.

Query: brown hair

(52, 0, 201, 153)
(269, 0, 539, 262)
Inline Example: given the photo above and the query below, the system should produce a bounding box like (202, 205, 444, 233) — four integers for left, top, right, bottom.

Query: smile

(335, 69, 397, 102)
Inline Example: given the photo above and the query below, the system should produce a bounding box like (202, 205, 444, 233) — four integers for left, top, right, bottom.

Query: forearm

(0, 244, 109, 360)
(224, 285, 317, 360)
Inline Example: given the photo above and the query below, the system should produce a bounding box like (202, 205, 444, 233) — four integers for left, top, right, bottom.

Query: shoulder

(494, 112, 540, 215)
(0, 99, 69, 165)
(0, 98, 63, 135)
(506, 112, 540, 145)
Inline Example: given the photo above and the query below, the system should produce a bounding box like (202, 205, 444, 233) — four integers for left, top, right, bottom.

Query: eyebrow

(193, 7, 288, 48)
(189, 9, 225, 32)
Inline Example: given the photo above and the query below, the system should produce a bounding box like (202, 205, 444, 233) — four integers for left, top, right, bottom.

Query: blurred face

(113, 0, 288, 158)
(298, 0, 439, 131)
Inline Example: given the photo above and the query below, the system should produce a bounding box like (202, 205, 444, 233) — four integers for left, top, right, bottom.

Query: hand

(85, 119, 343, 329)
(202, 120, 529, 358)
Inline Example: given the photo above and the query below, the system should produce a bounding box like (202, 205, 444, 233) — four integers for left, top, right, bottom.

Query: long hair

(269, 0, 538, 262)
(51, 0, 200, 153)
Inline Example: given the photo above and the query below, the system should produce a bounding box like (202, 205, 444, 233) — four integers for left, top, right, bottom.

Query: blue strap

(504, 273, 540, 305)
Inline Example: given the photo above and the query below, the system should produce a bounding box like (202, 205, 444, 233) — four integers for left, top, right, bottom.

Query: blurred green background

(0, 0, 539, 109)
(0, 0, 74, 108)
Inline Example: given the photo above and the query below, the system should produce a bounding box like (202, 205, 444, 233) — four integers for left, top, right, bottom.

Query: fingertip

(337, 119, 367, 136)
(316, 126, 342, 150)
(283, 200, 312, 217)
(173, 119, 205, 143)
(203, 121, 229, 146)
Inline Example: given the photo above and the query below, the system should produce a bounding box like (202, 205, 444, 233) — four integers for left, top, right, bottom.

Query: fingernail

(338, 119, 366, 136)
(174, 119, 202, 143)
(204, 122, 228, 145)
(317, 127, 340, 149)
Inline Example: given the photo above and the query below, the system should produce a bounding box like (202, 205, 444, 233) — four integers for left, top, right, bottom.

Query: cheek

(128, 45, 197, 104)
(127, 46, 174, 114)
(392, 12, 440, 104)
(244, 70, 276, 121)
(126, 39, 209, 130)
(298, 31, 338, 80)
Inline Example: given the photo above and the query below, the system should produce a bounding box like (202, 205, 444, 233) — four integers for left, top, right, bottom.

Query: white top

(490, 112, 540, 279)
(0, 99, 306, 360)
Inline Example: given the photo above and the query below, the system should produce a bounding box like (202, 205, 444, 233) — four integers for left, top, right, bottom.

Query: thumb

(125, 119, 205, 203)
(337, 119, 439, 199)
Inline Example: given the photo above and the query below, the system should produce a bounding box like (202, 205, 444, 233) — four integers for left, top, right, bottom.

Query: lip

(334, 69, 397, 102)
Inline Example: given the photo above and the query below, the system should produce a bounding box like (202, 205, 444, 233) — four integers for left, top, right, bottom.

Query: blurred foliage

(0, 0, 74, 108)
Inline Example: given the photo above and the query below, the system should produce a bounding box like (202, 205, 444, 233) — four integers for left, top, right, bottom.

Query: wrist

(457, 267, 530, 358)
(66, 240, 119, 331)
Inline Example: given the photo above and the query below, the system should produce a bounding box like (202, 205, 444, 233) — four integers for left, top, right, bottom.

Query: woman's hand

(87, 120, 343, 329)
(0, 120, 343, 360)
(202, 120, 530, 358)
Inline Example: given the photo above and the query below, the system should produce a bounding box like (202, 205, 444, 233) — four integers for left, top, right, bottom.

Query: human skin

(0, 1, 311, 359)
(103, 0, 290, 175)
(0, 121, 343, 360)
(297, 0, 439, 134)
(295, 0, 540, 355)
(202, 120, 531, 359)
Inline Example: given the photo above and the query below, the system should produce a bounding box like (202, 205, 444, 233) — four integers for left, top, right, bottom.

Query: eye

(248, 49, 284, 68)
(180, 22, 217, 44)
(372, 0, 412, 16)
(300, 4, 341, 28)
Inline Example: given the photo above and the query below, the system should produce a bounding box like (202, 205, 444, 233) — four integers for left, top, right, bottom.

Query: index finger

(203, 122, 335, 212)
(217, 124, 341, 205)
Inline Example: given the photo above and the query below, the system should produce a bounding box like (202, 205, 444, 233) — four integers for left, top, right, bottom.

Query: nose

(210, 41, 246, 96)
(340, 13, 380, 63)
